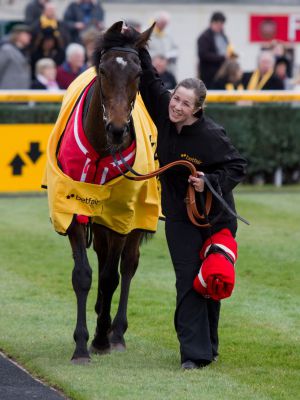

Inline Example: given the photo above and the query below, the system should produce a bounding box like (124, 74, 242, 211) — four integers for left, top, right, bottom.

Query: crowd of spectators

(197, 11, 298, 92)
(0, 0, 105, 90)
(0, 3, 299, 92)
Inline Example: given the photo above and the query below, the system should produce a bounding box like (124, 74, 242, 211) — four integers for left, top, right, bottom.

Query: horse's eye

(99, 67, 106, 76)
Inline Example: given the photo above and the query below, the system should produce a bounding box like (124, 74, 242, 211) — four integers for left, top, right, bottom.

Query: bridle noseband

(99, 46, 140, 127)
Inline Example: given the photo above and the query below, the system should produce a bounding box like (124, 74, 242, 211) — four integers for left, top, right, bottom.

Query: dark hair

(174, 78, 207, 109)
(211, 12, 226, 23)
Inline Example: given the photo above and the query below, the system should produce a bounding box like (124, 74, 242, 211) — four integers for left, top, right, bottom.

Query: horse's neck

(83, 78, 107, 156)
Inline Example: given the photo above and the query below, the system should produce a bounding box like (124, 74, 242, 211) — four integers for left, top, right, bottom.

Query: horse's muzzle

(106, 123, 129, 145)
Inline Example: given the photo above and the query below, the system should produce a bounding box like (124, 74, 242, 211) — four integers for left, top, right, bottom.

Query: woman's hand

(188, 171, 205, 192)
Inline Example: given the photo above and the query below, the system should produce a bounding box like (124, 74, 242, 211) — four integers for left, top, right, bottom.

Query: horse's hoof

(110, 342, 126, 352)
(89, 344, 111, 356)
(71, 356, 91, 365)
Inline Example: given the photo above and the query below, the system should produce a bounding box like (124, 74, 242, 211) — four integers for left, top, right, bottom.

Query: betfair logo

(180, 153, 202, 165)
(66, 194, 100, 206)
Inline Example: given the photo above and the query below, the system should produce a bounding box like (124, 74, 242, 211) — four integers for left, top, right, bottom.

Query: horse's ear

(135, 23, 156, 49)
(106, 21, 124, 34)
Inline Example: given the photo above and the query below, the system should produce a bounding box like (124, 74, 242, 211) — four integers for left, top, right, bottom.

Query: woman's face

(168, 86, 199, 125)
(43, 66, 57, 81)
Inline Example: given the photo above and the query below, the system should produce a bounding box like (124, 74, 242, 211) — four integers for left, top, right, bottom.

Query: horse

(44, 21, 156, 364)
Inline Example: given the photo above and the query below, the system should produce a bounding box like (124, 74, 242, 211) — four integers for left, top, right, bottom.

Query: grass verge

(0, 192, 299, 400)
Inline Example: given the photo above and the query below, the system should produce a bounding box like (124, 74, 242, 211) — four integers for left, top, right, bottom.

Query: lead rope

(112, 151, 249, 228)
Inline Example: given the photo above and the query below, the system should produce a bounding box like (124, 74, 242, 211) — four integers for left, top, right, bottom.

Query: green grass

(0, 191, 299, 400)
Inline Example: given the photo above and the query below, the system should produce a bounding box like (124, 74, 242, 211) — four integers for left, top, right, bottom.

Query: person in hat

(0, 24, 32, 89)
(197, 12, 236, 89)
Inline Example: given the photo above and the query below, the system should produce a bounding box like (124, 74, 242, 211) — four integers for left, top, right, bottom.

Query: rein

(111, 152, 250, 228)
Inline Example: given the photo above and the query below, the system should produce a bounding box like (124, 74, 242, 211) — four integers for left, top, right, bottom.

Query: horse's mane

(93, 28, 140, 69)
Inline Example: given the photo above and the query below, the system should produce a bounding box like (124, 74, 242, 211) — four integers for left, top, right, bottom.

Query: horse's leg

(68, 222, 92, 364)
(90, 224, 126, 355)
(110, 230, 144, 351)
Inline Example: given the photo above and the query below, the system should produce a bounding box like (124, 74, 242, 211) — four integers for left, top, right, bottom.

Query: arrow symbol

(9, 154, 26, 175)
(26, 142, 43, 163)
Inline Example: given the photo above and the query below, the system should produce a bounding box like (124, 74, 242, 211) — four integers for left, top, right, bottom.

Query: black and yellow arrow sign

(0, 124, 53, 192)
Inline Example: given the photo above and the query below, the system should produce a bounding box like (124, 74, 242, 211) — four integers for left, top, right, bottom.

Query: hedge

(1, 102, 299, 183)
(205, 103, 300, 183)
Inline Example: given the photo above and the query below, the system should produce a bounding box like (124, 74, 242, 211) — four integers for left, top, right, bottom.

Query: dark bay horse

(65, 22, 155, 363)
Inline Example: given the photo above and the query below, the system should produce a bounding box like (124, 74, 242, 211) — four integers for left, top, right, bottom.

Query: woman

(31, 58, 59, 90)
(138, 47, 247, 370)
(212, 59, 244, 90)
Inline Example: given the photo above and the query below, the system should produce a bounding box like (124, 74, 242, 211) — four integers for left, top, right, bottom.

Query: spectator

(63, 0, 105, 43)
(242, 50, 284, 90)
(152, 54, 177, 90)
(56, 43, 87, 89)
(31, 57, 59, 90)
(197, 12, 236, 89)
(263, 40, 293, 78)
(148, 11, 178, 76)
(80, 27, 98, 67)
(212, 59, 244, 90)
(274, 57, 293, 89)
(31, 2, 69, 47)
(30, 27, 65, 78)
(0, 24, 32, 89)
(24, 0, 48, 28)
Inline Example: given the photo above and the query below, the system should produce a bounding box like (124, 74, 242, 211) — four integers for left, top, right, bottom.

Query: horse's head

(93, 21, 154, 150)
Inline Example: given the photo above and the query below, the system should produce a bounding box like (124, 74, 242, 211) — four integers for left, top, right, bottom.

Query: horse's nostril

(105, 122, 113, 132)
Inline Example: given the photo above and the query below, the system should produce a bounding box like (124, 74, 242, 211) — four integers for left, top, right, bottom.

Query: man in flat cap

(0, 24, 32, 89)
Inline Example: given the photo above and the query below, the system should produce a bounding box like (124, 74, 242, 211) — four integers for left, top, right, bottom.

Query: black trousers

(165, 218, 237, 364)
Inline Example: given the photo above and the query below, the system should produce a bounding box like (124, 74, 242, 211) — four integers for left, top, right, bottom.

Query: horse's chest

(57, 87, 136, 185)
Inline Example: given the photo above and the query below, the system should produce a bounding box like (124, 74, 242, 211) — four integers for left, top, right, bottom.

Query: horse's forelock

(93, 28, 140, 70)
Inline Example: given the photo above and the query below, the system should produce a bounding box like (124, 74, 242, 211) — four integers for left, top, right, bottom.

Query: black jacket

(31, 79, 46, 89)
(139, 49, 247, 224)
(197, 28, 228, 89)
(242, 71, 284, 90)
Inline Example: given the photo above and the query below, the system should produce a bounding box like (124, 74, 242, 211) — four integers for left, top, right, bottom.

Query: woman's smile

(168, 86, 199, 129)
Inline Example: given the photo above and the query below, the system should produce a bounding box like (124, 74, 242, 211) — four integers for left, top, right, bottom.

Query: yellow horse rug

(42, 68, 160, 235)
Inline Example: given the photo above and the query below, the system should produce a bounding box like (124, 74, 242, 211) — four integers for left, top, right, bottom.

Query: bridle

(99, 46, 139, 126)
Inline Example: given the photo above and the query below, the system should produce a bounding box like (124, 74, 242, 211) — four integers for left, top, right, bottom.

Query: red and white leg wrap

(193, 229, 238, 300)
